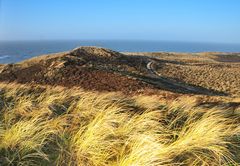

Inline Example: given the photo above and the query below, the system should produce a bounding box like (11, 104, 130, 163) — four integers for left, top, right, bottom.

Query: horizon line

(0, 39, 240, 45)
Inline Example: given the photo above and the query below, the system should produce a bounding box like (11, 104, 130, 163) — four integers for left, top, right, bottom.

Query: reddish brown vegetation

(0, 47, 157, 95)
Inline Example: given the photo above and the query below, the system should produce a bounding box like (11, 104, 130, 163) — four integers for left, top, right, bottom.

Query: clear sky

(0, 0, 240, 43)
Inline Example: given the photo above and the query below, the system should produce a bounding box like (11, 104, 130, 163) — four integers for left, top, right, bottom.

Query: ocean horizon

(0, 40, 240, 64)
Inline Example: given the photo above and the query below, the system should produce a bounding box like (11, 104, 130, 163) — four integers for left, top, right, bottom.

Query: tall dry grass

(0, 83, 240, 165)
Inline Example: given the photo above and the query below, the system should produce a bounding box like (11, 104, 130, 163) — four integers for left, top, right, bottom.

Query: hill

(1, 46, 239, 96)
(0, 48, 240, 165)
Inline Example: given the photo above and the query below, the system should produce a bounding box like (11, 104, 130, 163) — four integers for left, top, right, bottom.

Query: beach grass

(0, 83, 240, 165)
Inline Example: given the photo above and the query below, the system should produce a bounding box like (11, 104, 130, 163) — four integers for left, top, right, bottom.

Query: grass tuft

(0, 83, 239, 165)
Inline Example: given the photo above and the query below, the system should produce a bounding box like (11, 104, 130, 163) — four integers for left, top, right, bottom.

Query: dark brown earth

(0, 47, 239, 96)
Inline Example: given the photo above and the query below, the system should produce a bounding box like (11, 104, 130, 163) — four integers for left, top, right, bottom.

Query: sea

(0, 40, 240, 64)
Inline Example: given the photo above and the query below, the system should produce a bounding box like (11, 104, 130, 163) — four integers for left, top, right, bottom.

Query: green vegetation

(0, 83, 240, 165)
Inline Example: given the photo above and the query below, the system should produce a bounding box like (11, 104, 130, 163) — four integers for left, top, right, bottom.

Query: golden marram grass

(0, 83, 240, 165)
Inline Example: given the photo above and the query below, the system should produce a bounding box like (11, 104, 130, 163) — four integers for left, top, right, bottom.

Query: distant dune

(0, 46, 240, 96)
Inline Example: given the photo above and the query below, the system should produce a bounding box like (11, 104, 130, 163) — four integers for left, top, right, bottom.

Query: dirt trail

(144, 60, 226, 96)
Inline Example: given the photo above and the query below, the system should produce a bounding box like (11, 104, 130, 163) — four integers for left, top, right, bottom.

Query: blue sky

(0, 0, 240, 43)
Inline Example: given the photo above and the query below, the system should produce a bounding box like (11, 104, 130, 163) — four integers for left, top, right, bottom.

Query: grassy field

(0, 83, 240, 165)
(156, 61, 240, 96)
(129, 52, 240, 96)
